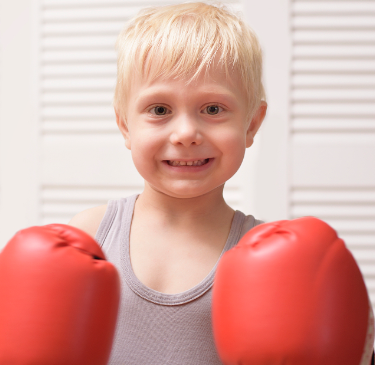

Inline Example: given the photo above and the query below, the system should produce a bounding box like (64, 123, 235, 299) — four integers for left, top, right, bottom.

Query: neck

(136, 182, 234, 227)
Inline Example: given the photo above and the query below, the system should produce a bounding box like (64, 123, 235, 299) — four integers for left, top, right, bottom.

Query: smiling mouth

(167, 158, 210, 167)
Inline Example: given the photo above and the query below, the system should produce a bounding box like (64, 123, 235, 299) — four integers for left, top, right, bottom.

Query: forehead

(130, 62, 245, 103)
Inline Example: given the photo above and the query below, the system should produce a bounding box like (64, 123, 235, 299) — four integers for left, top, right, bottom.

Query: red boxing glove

(0, 224, 120, 365)
(212, 217, 374, 365)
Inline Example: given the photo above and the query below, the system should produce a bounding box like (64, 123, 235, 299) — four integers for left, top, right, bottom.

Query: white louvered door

(290, 1, 375, 306)
(40, 1, 151, 225)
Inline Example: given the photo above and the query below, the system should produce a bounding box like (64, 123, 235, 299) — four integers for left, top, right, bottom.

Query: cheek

(131, 128, 159, 152)
(217, 128, 247, 158)
(130, 132, 162, 170)
(221, 132, 247, 178)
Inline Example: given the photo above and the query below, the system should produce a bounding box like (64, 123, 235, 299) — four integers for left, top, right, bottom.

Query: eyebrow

(136, 89, 237, 105)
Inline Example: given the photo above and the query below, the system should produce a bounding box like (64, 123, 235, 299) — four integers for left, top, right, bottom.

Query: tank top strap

(95, 194, 138, 249)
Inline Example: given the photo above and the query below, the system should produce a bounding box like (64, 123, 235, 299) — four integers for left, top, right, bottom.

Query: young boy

(69, 1, 267, 364)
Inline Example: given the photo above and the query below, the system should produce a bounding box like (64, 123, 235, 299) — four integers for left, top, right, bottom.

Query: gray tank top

(95, 194, 263, 365)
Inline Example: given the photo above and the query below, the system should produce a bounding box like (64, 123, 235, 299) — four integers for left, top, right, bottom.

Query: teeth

(168, 159, 208, 166)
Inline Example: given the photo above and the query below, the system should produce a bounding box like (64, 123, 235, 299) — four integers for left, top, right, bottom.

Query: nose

(169, 116, 203, 147)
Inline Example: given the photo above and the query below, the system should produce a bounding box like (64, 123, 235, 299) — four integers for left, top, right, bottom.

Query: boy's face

(116, 63, 266, 199)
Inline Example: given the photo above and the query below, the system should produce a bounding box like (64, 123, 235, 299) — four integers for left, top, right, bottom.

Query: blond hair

(114, 1, 265, 121)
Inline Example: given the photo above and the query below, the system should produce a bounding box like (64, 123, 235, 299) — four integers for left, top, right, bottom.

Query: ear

(246, 101, 267, 148)
(115, 107, 131, 150)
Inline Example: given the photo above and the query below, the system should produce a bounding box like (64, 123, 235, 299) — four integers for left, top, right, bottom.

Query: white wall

(0, 0, 40, 244)
(243, 0, 291, 222)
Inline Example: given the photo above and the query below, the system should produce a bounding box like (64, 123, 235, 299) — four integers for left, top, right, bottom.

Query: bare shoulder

(68, 204, 108, 239)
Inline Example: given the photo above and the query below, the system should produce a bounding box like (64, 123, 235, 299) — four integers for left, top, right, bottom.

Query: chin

(160, 184, 225, 200)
